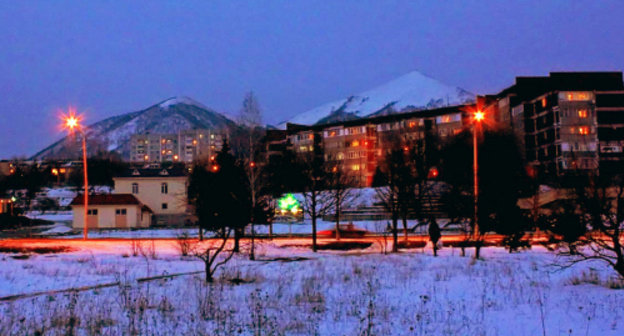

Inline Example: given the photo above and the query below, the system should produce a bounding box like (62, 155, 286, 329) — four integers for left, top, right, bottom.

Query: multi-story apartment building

(130, 129, 224, 163)
(275, 105, 470, 187)
(484, 72, 624, 176)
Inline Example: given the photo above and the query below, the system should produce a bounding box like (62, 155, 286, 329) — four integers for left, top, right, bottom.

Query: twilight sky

(1, 0, 623, 158)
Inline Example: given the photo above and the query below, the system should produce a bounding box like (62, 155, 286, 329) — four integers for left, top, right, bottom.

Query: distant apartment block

(130, 129, 224, 163)
(273, 106, 468, 187)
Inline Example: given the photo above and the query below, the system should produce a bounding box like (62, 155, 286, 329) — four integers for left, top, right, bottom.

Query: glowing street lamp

(61, 108, 90, 240)
(472, 110, 484, 244)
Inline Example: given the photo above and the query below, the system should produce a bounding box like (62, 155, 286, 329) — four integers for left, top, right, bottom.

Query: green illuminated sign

(278, 193, 300, 214)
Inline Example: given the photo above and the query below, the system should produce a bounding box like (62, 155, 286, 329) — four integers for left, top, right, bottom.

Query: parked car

(318, 223, 368, 238)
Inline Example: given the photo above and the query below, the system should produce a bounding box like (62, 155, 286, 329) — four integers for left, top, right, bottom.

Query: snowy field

(1, 240, 623, 335)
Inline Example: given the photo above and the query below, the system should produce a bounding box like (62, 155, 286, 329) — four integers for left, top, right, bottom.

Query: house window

(161, 203, 168, 210)
(87, 209, 98, 216)
(578, 126, 590, 135)
(161, 183, 168, 194)
(115, 209, 127, 215)
(132, 183, 139, 194)
(578, 110, 588, 118)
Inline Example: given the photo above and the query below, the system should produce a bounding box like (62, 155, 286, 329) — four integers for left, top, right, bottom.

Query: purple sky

(1, 1, 623, 158)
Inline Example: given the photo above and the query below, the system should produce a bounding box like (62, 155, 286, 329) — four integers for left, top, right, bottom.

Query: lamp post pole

(62, 109, 89, 240)
(473, 120, 479, 240)
(80, 132, 89, 240)
(472, 111, 484, 243)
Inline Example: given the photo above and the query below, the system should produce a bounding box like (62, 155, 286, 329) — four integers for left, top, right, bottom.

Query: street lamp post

(62, 109, 89, 240)
(472, 111, 484, 244)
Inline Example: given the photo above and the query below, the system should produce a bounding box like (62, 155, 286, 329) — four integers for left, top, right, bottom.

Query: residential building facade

(130, 129, 224, 163)
(112, 167, 190, 226)
(272, 105, 470, 187)
(483, 72, 624, 176)
(71, 194, 152, 229)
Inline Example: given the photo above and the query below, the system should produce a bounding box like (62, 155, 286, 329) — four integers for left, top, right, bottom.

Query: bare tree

(327, 164, 357, 240)
(238, 91, 262, 127)
(372, 145, 412, 253)
(561, 174, 624, 278)
(194, 228, 236, 282)
(299, 147, 332, 252)
(243, 128, 270, 261)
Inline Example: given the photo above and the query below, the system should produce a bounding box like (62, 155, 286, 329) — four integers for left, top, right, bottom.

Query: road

(0, 232, 556, 252)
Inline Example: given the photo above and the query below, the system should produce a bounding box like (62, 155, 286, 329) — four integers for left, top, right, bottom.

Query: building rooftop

(71, 194, 141, 206)
(285, 104, 472, 133)
(114, 167, 188, 178)
(495, 71, 624, 102)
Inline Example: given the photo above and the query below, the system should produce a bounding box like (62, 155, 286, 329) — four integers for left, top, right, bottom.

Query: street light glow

(474, 111, 485, 122)
(61, 107, 83, 132)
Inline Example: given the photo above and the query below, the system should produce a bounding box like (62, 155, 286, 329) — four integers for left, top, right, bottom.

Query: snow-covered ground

(25, 210, 73, 223)
(0, 241, 623, 335)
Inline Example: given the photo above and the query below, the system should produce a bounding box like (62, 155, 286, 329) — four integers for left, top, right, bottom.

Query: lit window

(352, 164, 360, 171)
(541, 98, 547, 108)
(578, 110, 588, 118)
(408, 121, 416, 128)
(161, 183, 168, 194)
(352, 140, 359, 147)
(132, 183, 139, 194)
(578, 126, 590, 135)
(308, 134, 314, 140)
(144, 155, 149, 161)
(562, 92, 592, 101)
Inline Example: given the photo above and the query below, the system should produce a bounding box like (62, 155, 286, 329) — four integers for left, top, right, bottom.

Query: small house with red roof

(70, 194, 153, 229)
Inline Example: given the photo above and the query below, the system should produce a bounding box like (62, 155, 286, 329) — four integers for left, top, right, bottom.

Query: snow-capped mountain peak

(33, 97, 236, 160)
(158, 96, 208, 110)
(280, 70, 474, 127)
